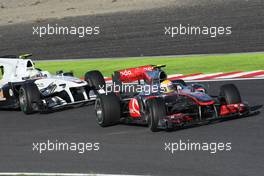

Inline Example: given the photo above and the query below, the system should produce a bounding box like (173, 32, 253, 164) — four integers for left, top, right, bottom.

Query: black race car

(94, 65, 262, 132)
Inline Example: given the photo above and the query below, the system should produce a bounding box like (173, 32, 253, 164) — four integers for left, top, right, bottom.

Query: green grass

(35, 53, 264, 77)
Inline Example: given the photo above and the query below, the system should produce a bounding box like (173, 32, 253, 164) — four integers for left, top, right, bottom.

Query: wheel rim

(95, 99, 103, 124)
(19, 89, 27, 112)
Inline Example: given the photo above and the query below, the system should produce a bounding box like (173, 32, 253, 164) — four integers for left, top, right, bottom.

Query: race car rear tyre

(19, 83, 41, 114)
(85, 70, 106, 90)
(220, 84, 242, 104)
(95, 93, 121, 127)
(148, 98, 166, 132)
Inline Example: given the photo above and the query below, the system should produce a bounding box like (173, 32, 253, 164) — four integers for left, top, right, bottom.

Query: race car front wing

(158, 104, 262, 130)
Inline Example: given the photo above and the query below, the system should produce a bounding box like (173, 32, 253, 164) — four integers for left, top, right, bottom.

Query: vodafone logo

(120, 70, 132, 76)
(143, 66, 153, 71)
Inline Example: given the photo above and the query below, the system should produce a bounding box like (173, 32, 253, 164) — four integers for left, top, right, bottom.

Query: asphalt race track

(0, 0, 263, 175)
(0, 79, 263, 176)
(0, 0, 263, 59)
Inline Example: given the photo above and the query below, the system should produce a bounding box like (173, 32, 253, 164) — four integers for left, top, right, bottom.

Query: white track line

(215, 70, 261, 79)
(186, 77, 264, 82)
(255, 74, 264, 77)
(182, 72, 223, 80)
(168, 74, 183, 78)
(103, 72, 264, 82)
(0, 173, 141, 176)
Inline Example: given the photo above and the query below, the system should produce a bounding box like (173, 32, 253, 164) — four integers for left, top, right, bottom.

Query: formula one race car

(0, 54, 105, 114)
(94, 65, 262, 132)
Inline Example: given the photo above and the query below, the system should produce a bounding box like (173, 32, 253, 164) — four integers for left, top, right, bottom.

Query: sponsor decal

(120, 70, 132, 77)
(8, 89, 14, 97)
(143, 66, 154, 71)
(129, 98, 140, 118)
(36, 82, 45, 88)
(0, 89, 6, 101)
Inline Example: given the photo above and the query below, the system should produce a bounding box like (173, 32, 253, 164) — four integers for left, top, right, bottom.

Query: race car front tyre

(220, 84, 242, 104)
(19, 83, 41, 114)
(85, 70, 106, 90)
(148, 98, 166, 132)
(95, 93, 121, 127)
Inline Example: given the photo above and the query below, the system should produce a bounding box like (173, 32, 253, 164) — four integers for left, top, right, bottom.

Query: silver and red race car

(94, 65, 262, 132)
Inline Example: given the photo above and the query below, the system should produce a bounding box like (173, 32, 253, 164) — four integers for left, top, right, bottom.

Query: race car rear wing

(112, 64, 167, 84)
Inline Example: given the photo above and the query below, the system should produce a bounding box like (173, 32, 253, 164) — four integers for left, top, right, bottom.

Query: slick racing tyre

(148, 98, 166, 132)
(84, 70, 106, 90)
(95, 93, 121, 127)
(220, 84, 242, 104)
(19, 83, 41, 114)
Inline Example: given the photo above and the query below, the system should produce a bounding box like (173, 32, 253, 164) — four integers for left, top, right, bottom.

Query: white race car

(0, 54, 105, 114)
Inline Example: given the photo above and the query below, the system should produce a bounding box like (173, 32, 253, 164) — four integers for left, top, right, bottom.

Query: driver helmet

(160, 80, 175, 93)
